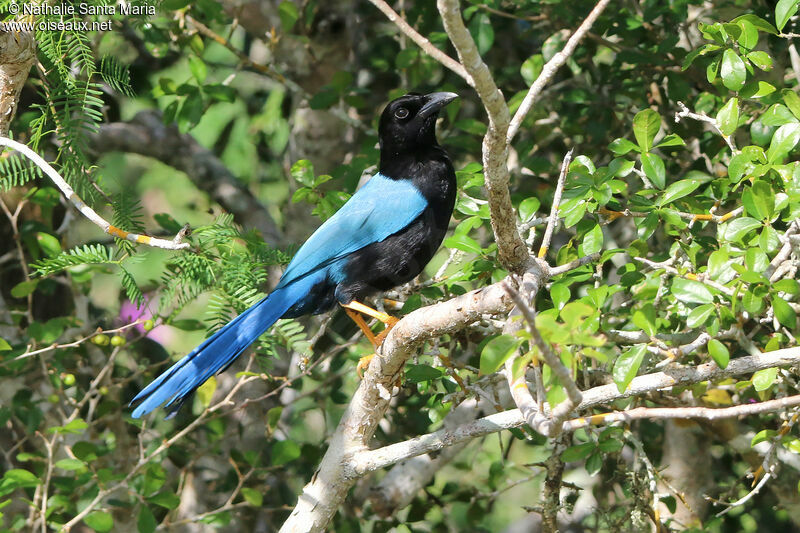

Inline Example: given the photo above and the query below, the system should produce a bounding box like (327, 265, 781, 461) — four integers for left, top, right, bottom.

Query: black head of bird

(379, 92, 458, 158)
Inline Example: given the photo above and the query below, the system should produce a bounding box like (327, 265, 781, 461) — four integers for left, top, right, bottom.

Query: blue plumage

(130, 92, 458, 418)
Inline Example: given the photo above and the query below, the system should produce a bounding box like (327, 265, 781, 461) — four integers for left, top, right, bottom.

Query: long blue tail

(131, 272, 322, 418)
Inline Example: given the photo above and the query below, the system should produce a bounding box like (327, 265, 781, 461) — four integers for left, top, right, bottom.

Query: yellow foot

(357, 353, 375, 378)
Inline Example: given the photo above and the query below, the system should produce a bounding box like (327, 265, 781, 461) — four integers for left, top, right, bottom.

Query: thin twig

(539, 149, 572, 258)
(367, 0, 473, 84)
(0, 137, 191, 250)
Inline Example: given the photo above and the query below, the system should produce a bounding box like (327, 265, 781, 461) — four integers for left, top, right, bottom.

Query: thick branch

(351, 347, 800, 472)
(280, 281, 515, 532)
(437, 0, 528, 272)
(90, 111, 283, 244)
(0, 28, 36, 136)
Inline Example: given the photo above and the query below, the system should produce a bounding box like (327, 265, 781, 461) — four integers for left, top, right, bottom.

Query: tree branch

(437, 0, 528, 272)
(0, 28, 36, 136)
(351, 347, 800, 473)
(0, 137, 191, 250)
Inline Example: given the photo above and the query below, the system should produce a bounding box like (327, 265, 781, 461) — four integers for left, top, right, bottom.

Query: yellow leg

(342, 300, 401, 378)
(344, 307, 379, 348)
(342, 300, 399, 327)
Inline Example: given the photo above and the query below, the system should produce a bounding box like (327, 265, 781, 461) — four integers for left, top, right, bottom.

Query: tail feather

(130, 272, 323, 418)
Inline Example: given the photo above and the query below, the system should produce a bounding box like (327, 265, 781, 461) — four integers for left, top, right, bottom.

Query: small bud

(92, 334, 110, 346)
(142, 320, 155, 331)
(62, 373, 76, 386)
(48, 394, 60, 403)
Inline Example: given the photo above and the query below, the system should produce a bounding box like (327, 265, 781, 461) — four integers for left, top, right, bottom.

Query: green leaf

(767, 123, 800, 163)
(147, 491, 180, 510)
(54, 458, 85, 471)
(724, 217, 762, 242)
(271, 440, 301, 466)
(581, 223, 603, 255)
(776, 0, 800, 31)
(406, 364, 445, 383)
(633, 109, 660, 152)
(720, 49, 746, 92)
(747, 51, 773, 71)
(716, 97, 739, 136)
(0, 469, 40, 498)
(0, 338, 10, 351)
(36, 232, 61, 258)
(632, 304, 657, 336)
(659, 177, 703, 206)
(561, 442, 595, 462)
(609, 138, 639, 155)
(737, 19, 759, 49)
(137, 506, 156, 533)
(469, 13, 494, 55)
(707, 339, 730, 368)
(687, 303, 715, 328)
(278, 1, 299, 30)
(480, 334, 522, 375)
(10, 280, 38, 298)
(671, 278, 714, 305)
(84, 511, 114, 533)
(520, 54, 544, 85)
(774, 279, 800, 295)
(519, 197, 541, 221)
(444, 234, 482, 255)
(188, 56, 207, 83)
(640, 152, 666, 189)
(783, 90, 800, 119)
(241, 487, 263, 507)
(742, 180, 775, 220)
(752, 367, 778, 391)
(655, 134, 686, 148)
(48, 418, 88, 435)
(550, 283, 570, 311)
(731, 14, 779, 35)
(613, 344, 647, 393)
(773, 296, 797, 328)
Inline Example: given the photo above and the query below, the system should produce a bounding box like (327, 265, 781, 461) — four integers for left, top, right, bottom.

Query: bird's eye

(394, 107, 409, 119)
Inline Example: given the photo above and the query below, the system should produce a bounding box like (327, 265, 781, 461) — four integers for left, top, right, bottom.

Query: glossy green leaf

(671, 278, 714, 305)
(767, 123, 800, 163)
(659, 177, 703, 206)
(469, 13, 494, 55)
(271, 440, 301, 466)
(752, 367, 778, 391)
(724, 217, 762, 242)
(747, 51, 773, 71)
(641, 152, 666, 189)
(716, 97, 739, 135)
(613, 344, 647, 393)
(84, 511, 114, 532)
(776, 0, 800, 31)
(609, 137, 639, 155)
(406, 364, 445, 383)
(480, 334, 522, 375)
(773, 296, 797, 328)
(633, 109, 660, 152)
(137, 506, 156, 533)
(687, 303, 715, 328)
(720, 49, 746, 92)
(188, 56, 207, 83)
(707, 339, 730, 369)
(561, 442, 595, 462)
(521, 54, 544, 85)
(581, 223, 603, 255)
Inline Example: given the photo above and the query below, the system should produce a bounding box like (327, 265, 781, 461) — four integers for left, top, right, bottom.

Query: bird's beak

(418, 92, 458, 119)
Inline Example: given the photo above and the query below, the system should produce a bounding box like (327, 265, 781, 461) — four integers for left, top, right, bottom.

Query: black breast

(334, 148, 456, 305)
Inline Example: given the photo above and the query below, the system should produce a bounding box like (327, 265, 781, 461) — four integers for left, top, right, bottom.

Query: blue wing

(276, 172, 428, 288)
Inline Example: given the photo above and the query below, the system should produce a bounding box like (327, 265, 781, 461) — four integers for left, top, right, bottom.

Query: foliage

(2, 1, 800, 532)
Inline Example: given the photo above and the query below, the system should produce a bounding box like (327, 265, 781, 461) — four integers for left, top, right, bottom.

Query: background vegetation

(2, 0, 800, 531)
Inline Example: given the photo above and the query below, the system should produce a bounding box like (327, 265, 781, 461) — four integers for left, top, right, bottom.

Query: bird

(130, 91, 459, 418)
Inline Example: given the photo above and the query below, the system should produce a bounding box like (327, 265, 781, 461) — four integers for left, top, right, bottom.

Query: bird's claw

(357, 354, 375, 378)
